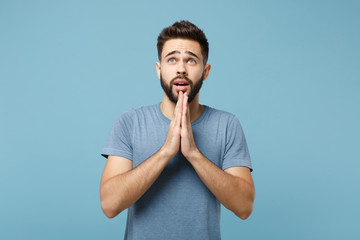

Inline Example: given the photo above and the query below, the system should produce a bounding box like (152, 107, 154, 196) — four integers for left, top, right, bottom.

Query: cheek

(161, 67, 176, 79)
(160, 66, 169, 75)
(191, 68, 204, 79)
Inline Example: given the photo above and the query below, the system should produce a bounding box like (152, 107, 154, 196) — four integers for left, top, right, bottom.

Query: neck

(160, 93, 204, 122)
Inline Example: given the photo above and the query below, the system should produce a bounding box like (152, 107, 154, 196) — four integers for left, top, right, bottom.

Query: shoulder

(201, 106, 246, 133)
(115, 103, 160, 122)
(112, 103, 162, 130)
(203, 105, 237, 122)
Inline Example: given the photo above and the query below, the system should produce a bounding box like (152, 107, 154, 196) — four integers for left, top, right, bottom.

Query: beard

(160, 73, 204, 104)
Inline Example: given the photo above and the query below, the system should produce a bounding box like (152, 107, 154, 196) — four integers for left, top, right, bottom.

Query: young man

(100, 21, 255, 239)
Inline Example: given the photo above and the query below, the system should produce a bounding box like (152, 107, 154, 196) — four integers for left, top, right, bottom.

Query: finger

(182, 93, 189, 127)
(185, 93, 190, 120)
(174, 91, 182, 116)
(182, 92, 188, 115)
(175, 91, 183, 124)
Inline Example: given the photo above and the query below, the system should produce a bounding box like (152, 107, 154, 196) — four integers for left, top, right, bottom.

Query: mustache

(169, 74, 193, 86)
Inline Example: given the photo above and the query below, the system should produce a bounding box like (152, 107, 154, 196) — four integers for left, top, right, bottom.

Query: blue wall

(1, 0, 359, 239)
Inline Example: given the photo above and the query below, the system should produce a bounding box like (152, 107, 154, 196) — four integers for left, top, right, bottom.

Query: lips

(173, 79, 190, 92)
(173, 79, 190, 86)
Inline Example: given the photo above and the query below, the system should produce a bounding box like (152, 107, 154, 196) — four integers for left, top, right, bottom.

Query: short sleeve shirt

(102, 103, 252, 240)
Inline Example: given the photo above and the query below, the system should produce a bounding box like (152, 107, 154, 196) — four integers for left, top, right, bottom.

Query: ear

(156, 61, 161, 79)
(202, 64, 211, 81)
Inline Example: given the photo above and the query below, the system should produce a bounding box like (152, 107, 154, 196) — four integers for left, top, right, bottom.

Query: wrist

(159, 146, 177, 161)
(184, 148, 202, 162)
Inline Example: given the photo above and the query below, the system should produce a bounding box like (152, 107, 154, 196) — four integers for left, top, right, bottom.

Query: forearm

(187, 151, 255, 220)
(100, 149, 172, 218)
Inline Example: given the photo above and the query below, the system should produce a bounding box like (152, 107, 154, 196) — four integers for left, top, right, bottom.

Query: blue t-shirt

(102, 103, 252, 240)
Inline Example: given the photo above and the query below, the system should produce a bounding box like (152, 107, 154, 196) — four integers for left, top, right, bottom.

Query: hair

(157, 20, 209, 64)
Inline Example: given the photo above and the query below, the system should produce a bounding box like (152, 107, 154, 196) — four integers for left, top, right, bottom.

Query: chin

(174, 89, 189, 95)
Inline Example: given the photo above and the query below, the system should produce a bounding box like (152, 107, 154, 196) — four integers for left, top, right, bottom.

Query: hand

(161, 91, 184, 159)
(180, 92, 199, 159)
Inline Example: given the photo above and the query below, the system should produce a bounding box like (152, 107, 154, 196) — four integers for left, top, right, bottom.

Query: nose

(177, 61, 187, 77)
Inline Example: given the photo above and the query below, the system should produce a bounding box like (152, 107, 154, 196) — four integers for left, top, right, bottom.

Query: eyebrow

(164, 50, 200, 60)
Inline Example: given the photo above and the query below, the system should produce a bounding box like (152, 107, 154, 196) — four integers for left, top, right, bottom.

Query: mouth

(174, 82, 189, 87)
(173, 79, 190, 87)
(173, 79, 190, 92)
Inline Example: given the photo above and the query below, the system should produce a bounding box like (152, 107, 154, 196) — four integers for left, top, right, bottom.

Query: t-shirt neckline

(156, 102, 209, 126)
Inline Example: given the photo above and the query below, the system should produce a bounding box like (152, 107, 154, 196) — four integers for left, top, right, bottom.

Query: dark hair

(157, 20, 209, 64)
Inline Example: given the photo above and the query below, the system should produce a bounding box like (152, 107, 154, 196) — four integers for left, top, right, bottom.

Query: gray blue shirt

(102, 103, 252, 240)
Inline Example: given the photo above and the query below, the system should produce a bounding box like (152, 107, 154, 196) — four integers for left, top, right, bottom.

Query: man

(100, 20, 255, 239)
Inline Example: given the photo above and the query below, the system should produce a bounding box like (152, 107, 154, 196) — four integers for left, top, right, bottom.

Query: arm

(180, 93, 255, 220)
(187, 153, 255, 220)
(100, 151, 171, 218)
(100, 92, 185, 218)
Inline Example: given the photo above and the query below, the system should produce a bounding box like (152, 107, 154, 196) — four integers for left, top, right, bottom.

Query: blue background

(1, 0, 359, 239)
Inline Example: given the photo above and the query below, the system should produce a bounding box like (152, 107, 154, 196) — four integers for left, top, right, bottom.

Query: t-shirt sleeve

(101, 111, 134, 160)
(222, 115, 252, 171)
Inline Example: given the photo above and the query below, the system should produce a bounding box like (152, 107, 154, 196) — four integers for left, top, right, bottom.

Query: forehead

(162, 39, 202, 58)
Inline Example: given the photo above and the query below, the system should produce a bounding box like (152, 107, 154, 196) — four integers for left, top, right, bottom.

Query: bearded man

(100, 20, 255, 240)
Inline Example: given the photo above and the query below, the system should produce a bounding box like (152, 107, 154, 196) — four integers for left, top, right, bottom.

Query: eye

(187, 59, 196, 64)
(168, 58, 176, 63)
